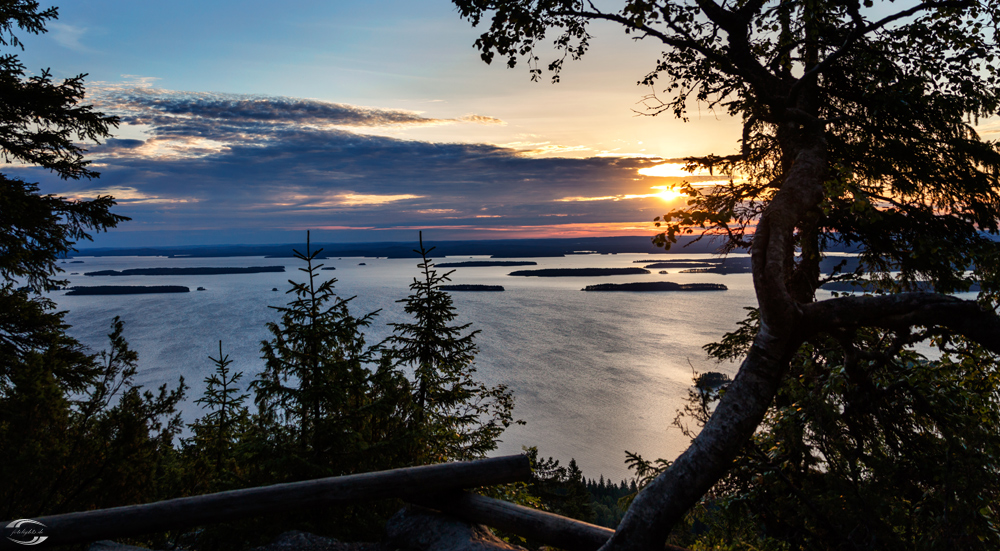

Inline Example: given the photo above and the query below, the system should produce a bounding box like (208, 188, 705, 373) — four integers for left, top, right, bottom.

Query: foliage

(252, 232, 414, 481)
(0, 0, 124, 293)
(387, 232, 517, 463)
(182, 341, 252, 495)
(172, 234, 524, 547)
(522, 447, 595, 523)
(633, 320, 1000, 550)
(0, 0, 124, 376)
(453, 0, 1000, 288)
(0, 317, 186, 518)
(1, 177, 125, 293)
(451, 1, 1000, 547)
(0, 1, 186, 525)
(586, 475, 637, 528)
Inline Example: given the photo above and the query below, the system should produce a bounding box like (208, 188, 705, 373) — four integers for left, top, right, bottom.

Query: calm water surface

(51, 252, 759, 480)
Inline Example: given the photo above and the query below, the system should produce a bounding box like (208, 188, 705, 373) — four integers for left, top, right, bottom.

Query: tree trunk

(601, 130, 828, 551)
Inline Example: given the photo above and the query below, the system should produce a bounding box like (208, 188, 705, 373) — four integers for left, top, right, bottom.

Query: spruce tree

(388, 232, 516, 462)
(184, 341, 251, 494)
(0, 3, 186, 521)
(1, 317, 186, 518)
(253, 232, 411, 478)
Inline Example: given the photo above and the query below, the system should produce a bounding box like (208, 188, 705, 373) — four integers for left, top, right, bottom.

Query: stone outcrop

(385, 506, 525, 551)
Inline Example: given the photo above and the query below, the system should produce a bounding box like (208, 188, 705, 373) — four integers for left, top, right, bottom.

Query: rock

(250, 530, 380, 551)
(386, 506, 525, 551)
(89, 541, 150, 551)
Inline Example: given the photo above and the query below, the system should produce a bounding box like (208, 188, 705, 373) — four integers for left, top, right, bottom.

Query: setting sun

(652, 186, 684, 202)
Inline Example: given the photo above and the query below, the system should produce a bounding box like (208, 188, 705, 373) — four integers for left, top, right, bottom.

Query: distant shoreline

(439, 284, 505, 291)
(66, 285, 190, 295)
(69, 235, 736, 259)
(436, 261, 537, 268)
(85, 267, 285, 276)
(582, 282, 728, 292)
(509, 267, 651, 277)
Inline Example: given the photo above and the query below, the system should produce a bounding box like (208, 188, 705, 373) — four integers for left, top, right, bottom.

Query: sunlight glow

(557, 186, 685, 203)
(57, 186, 195, 204)
(638, 162, 703, 178)
(651, 185, 684, 202)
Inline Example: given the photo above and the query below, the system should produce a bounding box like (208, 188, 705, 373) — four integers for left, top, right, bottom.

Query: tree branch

(804, 292, 1000, 354)
(554, 5, 780, 93)
(791, 0, 975, 98)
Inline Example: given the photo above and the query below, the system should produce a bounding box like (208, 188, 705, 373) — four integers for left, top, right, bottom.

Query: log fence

(0, 455, 686, 551)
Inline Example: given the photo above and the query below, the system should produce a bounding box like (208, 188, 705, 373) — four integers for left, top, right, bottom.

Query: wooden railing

(0, 455, 685, 551)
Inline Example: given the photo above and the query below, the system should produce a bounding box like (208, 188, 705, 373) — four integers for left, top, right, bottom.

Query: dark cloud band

(17, 86, 676, 244)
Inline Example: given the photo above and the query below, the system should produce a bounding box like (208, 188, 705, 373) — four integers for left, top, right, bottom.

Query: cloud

(56, 186, 197, 205)
(47, 22, 92, 52)
(13, 86, 678, 245)
(500, 141, 591, 157)
(460, 114, 505, 125)
(556, 186, 686, 203)
(415, 208, 459, 214)
(317, 193, 424, 207)
(88, 87, 506, 146)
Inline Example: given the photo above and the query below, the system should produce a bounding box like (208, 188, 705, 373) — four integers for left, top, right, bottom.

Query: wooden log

(412, 491, 689, 551)
(0, 455, 530, 549)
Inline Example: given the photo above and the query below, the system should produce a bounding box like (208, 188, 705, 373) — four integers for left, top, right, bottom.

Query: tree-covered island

(84, 267, 285, 276)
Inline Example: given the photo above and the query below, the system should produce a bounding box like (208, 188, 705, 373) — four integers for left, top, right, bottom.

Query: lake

(52, 251, 760, 481)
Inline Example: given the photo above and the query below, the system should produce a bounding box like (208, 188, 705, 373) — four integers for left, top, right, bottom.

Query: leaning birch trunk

(600, 132, 830, 550)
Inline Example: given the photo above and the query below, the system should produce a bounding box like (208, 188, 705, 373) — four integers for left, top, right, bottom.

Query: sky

(12, 1, 747, 246)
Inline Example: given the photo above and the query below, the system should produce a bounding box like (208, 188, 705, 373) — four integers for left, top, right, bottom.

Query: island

(321, 267, 336, 270)
(435, 261, 537, 267)
(509, 267, 651, 277)
(641, 257, 754, 274)
(439, 285, 505, 291)
(66, 286, 190, 295)
(695, 371, 732, 390)
(84, 266, 285, 276)
(643, 262, 717, 269)
(679, 266, 754, 274)
(582, 282, 728, 292)
(634, 257, 719, 264)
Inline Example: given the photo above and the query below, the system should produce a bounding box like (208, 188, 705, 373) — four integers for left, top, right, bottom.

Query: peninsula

(85, 267, 285, 276)
(435, 261, 537, 268)
(582, 282, 728, 292)
(439, 285, 505, 291)
(66, 286, 190, 295)
(509, 267, 651, 277)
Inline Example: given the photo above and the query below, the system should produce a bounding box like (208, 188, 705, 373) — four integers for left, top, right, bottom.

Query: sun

(652, 186, 684, 202)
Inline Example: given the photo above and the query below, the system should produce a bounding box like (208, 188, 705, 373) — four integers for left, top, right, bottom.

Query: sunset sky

(14, 0, 748, 246)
